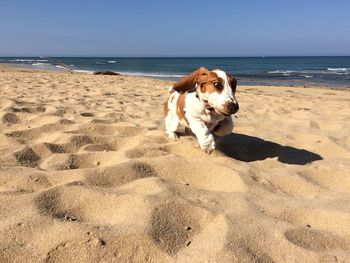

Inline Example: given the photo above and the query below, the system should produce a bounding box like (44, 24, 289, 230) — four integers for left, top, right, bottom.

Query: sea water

(1, 56, 349, 87)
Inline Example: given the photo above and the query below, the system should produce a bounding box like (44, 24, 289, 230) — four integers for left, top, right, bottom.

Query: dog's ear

(227, 73, 237, 93)
(173, 67, 209, 93)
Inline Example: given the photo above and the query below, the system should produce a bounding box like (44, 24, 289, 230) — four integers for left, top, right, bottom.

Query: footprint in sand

(36, 185, 151, 227)
(149, 198, 229, 260)
(2, 138, 118, 170)
(53, 134, 118, 153)
(11, 105, 46, 114)
(83, 143, 114, 152)
(39, 153, 110, 170)
(13, 146, 41, 167)
(1, 112, 19, 125)
(6, 119, 73, 141)
(125, 146, 168, 158)
(80, 112, 94, 117)
(61, 134, 95, 152)
(84, 161, 158, 188)
(41, 143, 66, 154)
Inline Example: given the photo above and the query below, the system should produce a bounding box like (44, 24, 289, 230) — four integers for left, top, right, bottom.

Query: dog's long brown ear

(173, 67, 209, 93)
(227, 73, 237, 92)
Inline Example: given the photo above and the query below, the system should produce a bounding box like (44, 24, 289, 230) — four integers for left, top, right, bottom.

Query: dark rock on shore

(93, 71, 121, 76)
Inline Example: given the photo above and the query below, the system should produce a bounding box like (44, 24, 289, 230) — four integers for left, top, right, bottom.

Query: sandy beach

(0, 66, 350, 262)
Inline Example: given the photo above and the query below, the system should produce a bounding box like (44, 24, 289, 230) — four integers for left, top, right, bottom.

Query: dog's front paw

(199, 134, 216, 154)
(167, 131, 179, 140)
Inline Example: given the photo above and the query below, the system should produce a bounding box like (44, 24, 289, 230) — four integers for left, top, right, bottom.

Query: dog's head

(173, 67, 239, 115)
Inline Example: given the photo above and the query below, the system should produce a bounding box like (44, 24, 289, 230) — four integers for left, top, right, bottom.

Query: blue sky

(0, 0, 349, 56)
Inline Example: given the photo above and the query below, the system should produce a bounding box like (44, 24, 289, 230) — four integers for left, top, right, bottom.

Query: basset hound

(164, 67, 239, 153)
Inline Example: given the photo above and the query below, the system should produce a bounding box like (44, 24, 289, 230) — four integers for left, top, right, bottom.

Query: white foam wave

(108, 60, 117, 63)
(327, 67, 349, 72)
(32, 62, 51, 66)
(12, 59, 48, 62)
(267, 70, 293, 74)
(73, 69, 94, 74)
(268, 69, 350, 75)
(334, 72, 349, 75)
(119, 71, 185, 78)
(301, 75, 313, 78)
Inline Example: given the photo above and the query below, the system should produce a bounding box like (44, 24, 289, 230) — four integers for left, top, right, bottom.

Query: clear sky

(1, 0, 350, 57)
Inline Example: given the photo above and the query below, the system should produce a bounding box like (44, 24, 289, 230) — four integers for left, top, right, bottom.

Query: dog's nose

(230, 102, 239, 114)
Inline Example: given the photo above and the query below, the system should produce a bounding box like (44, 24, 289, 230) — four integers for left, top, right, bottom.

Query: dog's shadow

(216, 133, 322, 165)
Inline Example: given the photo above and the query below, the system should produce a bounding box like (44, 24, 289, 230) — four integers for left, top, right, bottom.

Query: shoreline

(1, 63, 349, 91)
(2, 56, 350, 89)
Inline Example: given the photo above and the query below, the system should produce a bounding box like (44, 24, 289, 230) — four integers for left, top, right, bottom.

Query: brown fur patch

(172, 67, 231, 95)
(176, 93, 189, 126)
(172, 67, 209, 94)
(227, 74, 237, 92)
(198, 72, 223, 94)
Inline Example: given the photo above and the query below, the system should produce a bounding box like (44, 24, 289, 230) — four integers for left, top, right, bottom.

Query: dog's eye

(213, 82, 222, 89)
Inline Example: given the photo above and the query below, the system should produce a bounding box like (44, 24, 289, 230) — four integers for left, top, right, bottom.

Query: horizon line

(1, 55, 350, 58)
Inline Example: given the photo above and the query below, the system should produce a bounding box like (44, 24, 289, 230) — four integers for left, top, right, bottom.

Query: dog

(164, 67, 239, 153)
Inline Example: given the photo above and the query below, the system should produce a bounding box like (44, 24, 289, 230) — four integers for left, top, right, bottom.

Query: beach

(1, 66, 350, 262)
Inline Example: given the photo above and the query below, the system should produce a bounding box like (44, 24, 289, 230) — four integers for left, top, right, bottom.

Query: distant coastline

(1, 56, 349, 88)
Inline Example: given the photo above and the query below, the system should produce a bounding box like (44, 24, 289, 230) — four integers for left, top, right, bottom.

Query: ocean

(1, 56, 349, 87)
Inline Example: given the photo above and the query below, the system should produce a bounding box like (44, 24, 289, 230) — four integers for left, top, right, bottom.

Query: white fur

(164, 70, 236, 153)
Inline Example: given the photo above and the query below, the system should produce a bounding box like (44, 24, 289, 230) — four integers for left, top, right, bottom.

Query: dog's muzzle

(219, 101, 239, 115)
(229, 101, 239, 114)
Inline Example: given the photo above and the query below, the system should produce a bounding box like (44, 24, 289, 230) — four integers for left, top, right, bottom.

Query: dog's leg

(213, 117, 233, 136)
(188, 118, 216, 154)
(165, 112, 180, 140)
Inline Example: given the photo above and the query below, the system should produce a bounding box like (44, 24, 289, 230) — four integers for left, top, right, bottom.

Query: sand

(0, 66, 350, 262)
